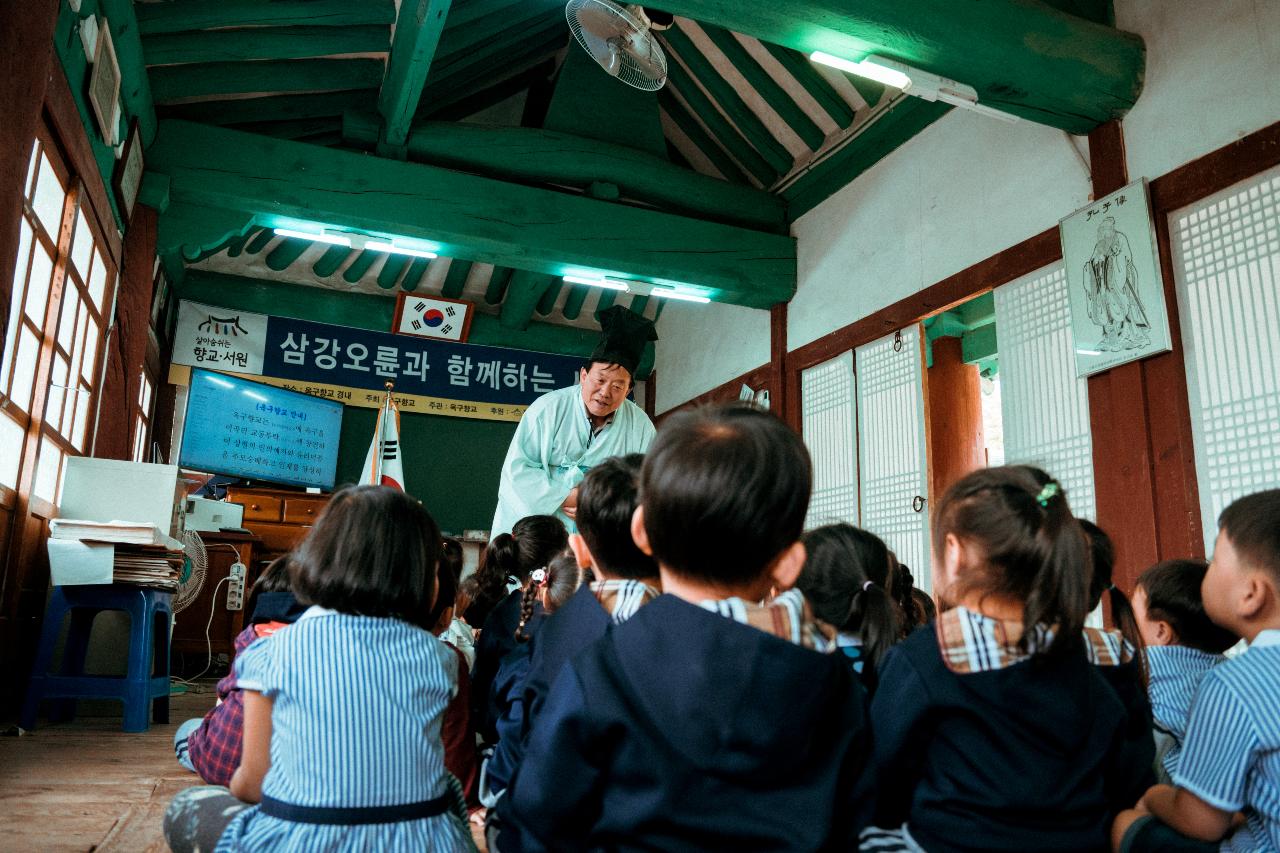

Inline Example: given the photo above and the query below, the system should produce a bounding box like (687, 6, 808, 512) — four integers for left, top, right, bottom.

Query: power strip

(226, 562, 246, 611)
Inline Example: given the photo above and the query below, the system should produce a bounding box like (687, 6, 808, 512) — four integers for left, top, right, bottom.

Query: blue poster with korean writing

(171, 300, 585, 422)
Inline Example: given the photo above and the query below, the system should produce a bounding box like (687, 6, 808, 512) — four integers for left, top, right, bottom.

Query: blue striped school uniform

(214, 607, 473, 852)
(1145, 645, 1224, 779)
(1174, 630, 1280, 853)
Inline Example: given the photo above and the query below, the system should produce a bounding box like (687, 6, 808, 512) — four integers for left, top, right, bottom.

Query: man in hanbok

(490, 306, 657, 536)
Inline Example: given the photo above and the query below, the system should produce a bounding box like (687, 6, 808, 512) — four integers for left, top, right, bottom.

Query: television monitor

(180, 368, 345, 490)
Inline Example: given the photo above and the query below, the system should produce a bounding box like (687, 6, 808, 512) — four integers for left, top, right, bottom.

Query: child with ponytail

(468, 515, 568, 745)
(862, 466, 1151, 853)
(797, 524, 902, 689)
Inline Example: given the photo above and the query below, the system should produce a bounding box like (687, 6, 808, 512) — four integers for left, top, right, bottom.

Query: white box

(184, 496, 244, 533)
(59, 458, 183, 535)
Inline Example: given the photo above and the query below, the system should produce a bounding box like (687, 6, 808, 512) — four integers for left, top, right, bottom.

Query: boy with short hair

(1114, 489, 1280, 853)
(1132, 559, 1238, 782)
(504, 406, 875, 851)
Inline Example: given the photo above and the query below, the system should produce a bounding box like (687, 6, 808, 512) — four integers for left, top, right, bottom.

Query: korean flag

(397, 295, 469, 342)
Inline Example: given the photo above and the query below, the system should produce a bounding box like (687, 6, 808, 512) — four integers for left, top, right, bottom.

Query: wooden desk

(171, 531, 259, 663)
(225, 486, 330, 563)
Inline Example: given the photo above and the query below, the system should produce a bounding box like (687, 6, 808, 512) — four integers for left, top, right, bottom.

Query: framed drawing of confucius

(1060, 179, 1172, 378)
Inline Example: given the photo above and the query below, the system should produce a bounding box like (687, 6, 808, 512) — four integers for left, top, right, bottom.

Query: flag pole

(378, 381, 394, 484)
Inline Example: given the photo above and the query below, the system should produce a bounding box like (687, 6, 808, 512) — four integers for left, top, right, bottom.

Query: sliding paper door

(856, 326, 932, 591)
(994, 264, 1097, 521)
(1171, 165, 1280, 553)
(801, 351, 858, 528)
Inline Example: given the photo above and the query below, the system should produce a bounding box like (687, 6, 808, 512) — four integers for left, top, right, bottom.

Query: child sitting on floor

(488, 455, 660, 842)
(862, 466, 1150, 853)
(467, 515, 568, 744)
(437, 537, 476, 672)
(1132, 558, 1238, 783)
(162, 486, 473, 853)
(1112, 489, 1280, 853)
(173, 555, 306, 787)
(429, 540, 480, 806)
(796, 523, 902, 690)
(505, 406, 875, 851)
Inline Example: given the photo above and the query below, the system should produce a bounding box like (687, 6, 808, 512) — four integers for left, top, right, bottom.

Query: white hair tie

(862, 580, 875, 592)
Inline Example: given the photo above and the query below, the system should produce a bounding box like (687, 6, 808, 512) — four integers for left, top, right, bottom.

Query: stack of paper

(48, 520, 187, 590)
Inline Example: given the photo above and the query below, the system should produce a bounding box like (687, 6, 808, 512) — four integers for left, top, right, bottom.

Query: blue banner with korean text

(170, 300, 584, 422)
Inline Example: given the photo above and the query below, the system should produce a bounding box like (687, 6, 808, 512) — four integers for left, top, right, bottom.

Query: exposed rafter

(142, 26, 390, 65)
(645, 0, 1144, 131)
(341, 111, 788, 233)
(136, 0, 396, 35)
(150, 58, 384, 104)
(378, 0, 453, 148)
(144, 120, 796, 308)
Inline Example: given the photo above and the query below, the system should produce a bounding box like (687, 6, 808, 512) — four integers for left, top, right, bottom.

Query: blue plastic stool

(21, 584, 173, 733)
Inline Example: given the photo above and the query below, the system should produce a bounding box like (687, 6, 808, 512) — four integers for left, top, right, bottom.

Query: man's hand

(561, 487, 580, 520)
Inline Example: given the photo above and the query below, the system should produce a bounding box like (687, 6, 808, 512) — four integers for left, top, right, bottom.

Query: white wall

(654, 300, 771, 413)
(1118, 0, 1280, 183)
(790, 109, 1092, 349)
(653, 0, 1280, 408)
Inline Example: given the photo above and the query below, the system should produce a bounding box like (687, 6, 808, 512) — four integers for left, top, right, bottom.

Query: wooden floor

(0, 687, 216, 852)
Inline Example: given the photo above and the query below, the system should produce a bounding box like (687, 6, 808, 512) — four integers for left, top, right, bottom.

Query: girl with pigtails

(860, 466, 1152, 853)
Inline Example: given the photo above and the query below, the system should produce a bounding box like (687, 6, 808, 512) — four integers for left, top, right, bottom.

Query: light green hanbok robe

(490, 384, 655, 536)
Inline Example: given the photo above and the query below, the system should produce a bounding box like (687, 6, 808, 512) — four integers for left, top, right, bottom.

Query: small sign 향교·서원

(393, 293, 472, 342)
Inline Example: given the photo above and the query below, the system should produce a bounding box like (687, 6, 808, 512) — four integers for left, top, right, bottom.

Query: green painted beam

(176, 270, 612, 366)
(136, 0, 395, 35)
(436, 1, 559, 66)
(313, 244, 353, 277)
(142, 26, 389, 65)
(159, 91, 376, 126)
(962, 323, 998, 365)
(422, 15, 564, 97)
(244, 228, 276, 254)
(485, 267, 513, 305)
(697, 24, 826, 152)
(500, 271, 558, 330)
(561, 284, 589, 321)
(150, 59, 385, 105)
(644, 0, 1144, 131)
(377, 254, 412, 288)
(536, 278, 564, 316)
(100, 0, 159, 146)
(662, 26, 793, 176)
(148, 120, 795, 307)
(403, 257, 433, 292)
(230, 118, 342, 141)
(760, 43, 856, 128)
(665, 61, 776, 187)
(783, 98, 950, 218)
(340, 250, 380, 283)
(422, 40, 563, 117)
(342, 112, 787, 233)
(379, 0, 453, 147)
(441, 259, 473, 299)
(429, 60, 555, 122)
(658, 90, 748, 185)
(265, 236, 312, 271)
(444, 0, 529, 30)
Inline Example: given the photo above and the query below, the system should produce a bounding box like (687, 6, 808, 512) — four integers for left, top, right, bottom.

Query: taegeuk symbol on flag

(393, 293, 472, 342)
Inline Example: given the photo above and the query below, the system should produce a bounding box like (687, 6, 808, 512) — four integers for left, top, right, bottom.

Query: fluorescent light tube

(810, 51, 911, 90)
(563, 275, 628, 290)
(365, 241, 437, 259)
(650, 287, 710, 304)
(273, 227, 352, 247)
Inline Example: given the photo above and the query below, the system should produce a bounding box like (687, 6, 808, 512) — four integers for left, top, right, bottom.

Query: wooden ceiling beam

(424, 15, 564, 95)
(146, 120, 796, 307)
(136, 0, 395, 35)
(143, 26, 389, 66)
(378, 0, 453, 148)
(150, 58, 384, 104)
(159, 90, 375, 126)
(100, 0, 158, 146)
(645, 0, 1144, 131)
(662, 25, 793, 176)
(665, 60, 776, 187)
(428, 60, 556, 122)
(761, 42, 857, 128)
(435, 1, 560, 66)
(501, 271, 559, 330)
(658, 90, 749, 185)
(342, 111, 788, 233)
(422, 39, 563, 118)
(441, 259, 474, 299)
(696, 23, 827, 151)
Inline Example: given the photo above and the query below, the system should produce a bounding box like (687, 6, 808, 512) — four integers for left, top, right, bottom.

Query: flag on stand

(361, 386, 404, 491)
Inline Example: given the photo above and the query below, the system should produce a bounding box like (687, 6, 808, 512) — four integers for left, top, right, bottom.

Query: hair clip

(1036, 482, 1060, 507)
(862, 580, 875, 592)
(531, 568, 548, 584)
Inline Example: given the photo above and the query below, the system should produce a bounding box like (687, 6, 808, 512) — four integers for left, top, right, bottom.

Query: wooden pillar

(0, 0, 59, 349)
(1086, 121, 1202, 590)
(770, 302, 791, 428)
(94, 206, 158, 459)
(927, 336, 986, 500)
